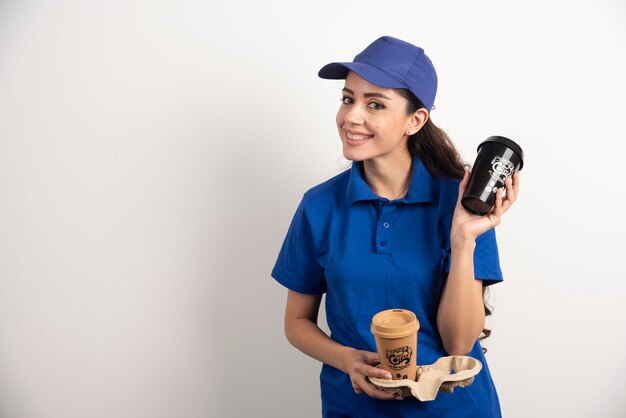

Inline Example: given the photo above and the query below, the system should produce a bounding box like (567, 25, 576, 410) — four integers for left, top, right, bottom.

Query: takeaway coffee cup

(370, 309, 420, 381)
(461, 136, 524, 216)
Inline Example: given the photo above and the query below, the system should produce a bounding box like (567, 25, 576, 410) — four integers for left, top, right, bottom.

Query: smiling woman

(271, 36, 520, 418)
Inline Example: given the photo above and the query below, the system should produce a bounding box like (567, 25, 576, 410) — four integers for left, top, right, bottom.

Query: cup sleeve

(442, 228, 504, 286)
(271, 199, 327, 294)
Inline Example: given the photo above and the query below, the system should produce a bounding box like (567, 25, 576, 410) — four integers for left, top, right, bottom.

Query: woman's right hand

(284, 291, 403, 401)
(342, 348, 403, 400)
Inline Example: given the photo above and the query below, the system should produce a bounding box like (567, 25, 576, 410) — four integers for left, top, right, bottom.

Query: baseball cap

(318, 36, 438, 111)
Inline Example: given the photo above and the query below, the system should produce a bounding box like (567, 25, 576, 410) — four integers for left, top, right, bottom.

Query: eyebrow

(342, 87, 392, 100)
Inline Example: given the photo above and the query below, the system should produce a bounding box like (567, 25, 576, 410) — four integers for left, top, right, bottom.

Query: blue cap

(318, 36, 438, 111)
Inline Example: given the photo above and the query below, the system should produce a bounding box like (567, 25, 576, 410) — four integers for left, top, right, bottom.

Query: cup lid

(478, 135, 524, 170)
(370, 309, 420, 339)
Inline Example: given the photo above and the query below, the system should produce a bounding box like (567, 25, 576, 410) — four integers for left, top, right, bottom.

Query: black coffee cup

(461, 136, 524, 216)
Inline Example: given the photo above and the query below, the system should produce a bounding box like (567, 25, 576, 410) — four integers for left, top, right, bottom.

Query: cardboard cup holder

(368, 355, 482, 401)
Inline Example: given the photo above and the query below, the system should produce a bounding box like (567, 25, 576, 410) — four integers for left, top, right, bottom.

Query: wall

(1, 1, 625, 417)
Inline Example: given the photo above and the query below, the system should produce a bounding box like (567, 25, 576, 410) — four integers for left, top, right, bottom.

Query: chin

(342, 149, 367, 162)
(342, 154, 364, 162)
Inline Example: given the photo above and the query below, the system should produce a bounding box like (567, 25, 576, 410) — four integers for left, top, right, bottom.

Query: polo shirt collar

(346, 157, 436, 204)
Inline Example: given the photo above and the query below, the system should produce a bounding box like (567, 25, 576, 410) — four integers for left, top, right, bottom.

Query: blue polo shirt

(272, 157, 503, 418)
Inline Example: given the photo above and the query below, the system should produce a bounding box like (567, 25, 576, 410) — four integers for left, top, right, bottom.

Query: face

(336, 72, 425, 163)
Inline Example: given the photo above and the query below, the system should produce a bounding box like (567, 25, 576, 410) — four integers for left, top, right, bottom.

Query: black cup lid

(478, 136, 524, 170)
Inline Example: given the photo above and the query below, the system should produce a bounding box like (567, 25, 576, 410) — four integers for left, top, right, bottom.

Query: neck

(362, 152, 412, 200)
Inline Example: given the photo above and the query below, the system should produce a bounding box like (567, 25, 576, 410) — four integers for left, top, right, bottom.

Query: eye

(368, 102, 385, 110)
(341, 96, 354, 105)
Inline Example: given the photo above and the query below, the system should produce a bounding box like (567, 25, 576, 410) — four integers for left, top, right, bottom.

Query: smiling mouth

(346, 131, 373, 141)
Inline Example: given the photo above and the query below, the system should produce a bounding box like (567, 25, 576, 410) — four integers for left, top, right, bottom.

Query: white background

(1, 1, 625, 417)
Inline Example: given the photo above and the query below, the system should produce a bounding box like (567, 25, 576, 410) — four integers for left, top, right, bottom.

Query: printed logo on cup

(490, 156, 514, 180)
(483, 156, 514, 194)
(385, 346, 413, 371)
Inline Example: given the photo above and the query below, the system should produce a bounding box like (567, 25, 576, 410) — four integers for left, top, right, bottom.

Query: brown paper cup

(370, 309, 420, 381)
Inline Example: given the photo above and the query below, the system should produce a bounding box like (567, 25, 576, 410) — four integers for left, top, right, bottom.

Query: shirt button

(383, 222, 390, 228)
(380, 241, 387, 247)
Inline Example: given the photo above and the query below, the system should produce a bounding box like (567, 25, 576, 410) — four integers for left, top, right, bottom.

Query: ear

(406, 108, 429, 135)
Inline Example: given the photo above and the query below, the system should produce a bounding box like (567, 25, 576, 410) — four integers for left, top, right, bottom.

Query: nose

(344, 103, 365, 125)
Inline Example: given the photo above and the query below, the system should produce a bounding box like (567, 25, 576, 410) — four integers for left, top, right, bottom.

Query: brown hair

(397, 88, 493, 351)
(396, 89, 465, 178)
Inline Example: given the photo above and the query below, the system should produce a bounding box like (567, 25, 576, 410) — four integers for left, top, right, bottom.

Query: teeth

(347, 132, 371, 140)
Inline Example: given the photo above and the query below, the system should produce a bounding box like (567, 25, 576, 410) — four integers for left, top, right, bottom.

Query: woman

(272, 36, 519, 417)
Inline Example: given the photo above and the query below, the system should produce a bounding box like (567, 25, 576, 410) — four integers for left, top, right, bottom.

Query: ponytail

(395, 89, 465, 179)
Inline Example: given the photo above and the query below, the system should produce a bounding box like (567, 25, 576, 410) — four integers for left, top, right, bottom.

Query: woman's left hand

(450, 171, 520, 246)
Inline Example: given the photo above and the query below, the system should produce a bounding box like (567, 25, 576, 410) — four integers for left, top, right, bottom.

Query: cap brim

(318, 62, 406, 90)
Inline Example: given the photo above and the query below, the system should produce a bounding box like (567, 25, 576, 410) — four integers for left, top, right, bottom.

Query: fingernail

(395, 396, 404, 401)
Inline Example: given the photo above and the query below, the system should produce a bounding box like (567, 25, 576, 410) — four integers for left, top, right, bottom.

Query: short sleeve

(443, 228, 504, 286)
(271, 198, 326, 294)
